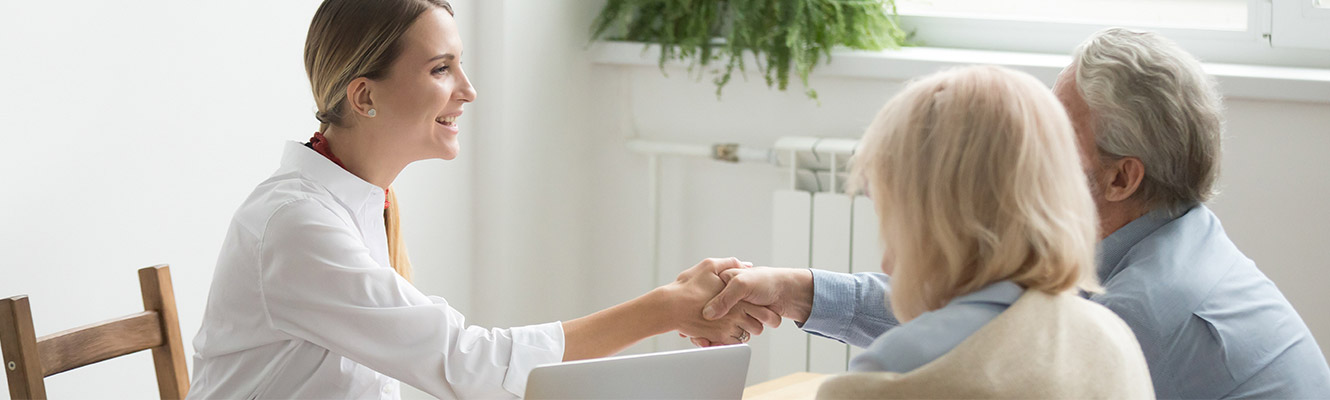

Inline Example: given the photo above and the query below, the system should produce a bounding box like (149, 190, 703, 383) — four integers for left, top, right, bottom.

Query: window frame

(893, 0, 1330, 68)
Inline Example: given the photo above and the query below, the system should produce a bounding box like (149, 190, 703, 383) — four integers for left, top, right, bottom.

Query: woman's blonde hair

(850, 65, 1101, 323)
(304, 0, 453, 281)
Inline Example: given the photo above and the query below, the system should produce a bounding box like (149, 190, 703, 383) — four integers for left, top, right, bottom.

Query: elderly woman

(814, 65, 1153, 398)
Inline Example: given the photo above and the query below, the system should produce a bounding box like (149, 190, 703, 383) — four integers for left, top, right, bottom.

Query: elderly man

(703, 28, 1330, 398)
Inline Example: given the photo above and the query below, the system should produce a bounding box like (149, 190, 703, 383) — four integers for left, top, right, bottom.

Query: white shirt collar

(279, 141, 385, 215)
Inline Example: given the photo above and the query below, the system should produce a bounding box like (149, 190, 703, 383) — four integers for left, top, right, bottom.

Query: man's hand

(702, 266, 815, 324)
(684, 266, 815, 348)
(659, 258, 781, 345)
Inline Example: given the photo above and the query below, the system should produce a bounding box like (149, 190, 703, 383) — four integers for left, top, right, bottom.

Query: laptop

(524, 344, 751, 399)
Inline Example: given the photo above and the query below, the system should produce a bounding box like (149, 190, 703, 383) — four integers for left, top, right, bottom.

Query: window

(897, 0, 1248, 31)
(1272, 0, 1330, 50)
(894, 0, 1330, 67)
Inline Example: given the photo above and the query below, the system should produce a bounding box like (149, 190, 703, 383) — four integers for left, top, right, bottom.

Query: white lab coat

(187, 142, 564, 399)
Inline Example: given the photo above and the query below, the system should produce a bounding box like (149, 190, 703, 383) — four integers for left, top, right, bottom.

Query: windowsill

(588, 41, 1330, 104)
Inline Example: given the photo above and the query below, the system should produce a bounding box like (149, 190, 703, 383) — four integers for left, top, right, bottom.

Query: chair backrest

(0, 265, 189, 400)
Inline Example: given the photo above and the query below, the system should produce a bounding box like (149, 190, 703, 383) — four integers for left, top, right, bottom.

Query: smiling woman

(304, 0, 471, 279)
(184, 1, 777, 399)
(304, 0, 466, 282)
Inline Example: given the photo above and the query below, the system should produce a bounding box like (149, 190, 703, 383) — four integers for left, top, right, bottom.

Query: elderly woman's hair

(1073, 27, 1224, 210)
(851, 65, 1101, 323)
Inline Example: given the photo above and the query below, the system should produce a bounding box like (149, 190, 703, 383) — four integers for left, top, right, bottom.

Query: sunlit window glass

(896, 0, 1248, 31)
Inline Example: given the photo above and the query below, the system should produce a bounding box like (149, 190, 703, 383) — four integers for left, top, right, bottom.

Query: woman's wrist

(640, 284, 685, 336)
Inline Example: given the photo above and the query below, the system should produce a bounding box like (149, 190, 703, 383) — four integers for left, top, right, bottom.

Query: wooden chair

(0, 265, 189, 399)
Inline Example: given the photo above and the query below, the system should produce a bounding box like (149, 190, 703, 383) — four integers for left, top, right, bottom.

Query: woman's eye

(432, 65, 450, 75)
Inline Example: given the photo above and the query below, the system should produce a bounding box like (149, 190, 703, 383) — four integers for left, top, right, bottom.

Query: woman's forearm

(562, 287, 672, 361)
(559, 258, 771, 361)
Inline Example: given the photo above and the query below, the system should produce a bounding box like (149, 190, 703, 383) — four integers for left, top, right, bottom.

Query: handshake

(656, 258, 816, 347)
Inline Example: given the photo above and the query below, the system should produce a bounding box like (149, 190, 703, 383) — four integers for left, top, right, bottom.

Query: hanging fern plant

(591, 0, 909, 100)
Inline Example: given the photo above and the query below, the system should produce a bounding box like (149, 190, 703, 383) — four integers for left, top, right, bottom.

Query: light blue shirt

(802, 205, 1330, 398)
(849, 280, 1023, 373)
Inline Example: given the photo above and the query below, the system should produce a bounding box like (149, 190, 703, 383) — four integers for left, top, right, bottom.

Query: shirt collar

(280, 141, 385, 216)
(1096, 205, 1194, 282)
(951, 280, 1025, 307)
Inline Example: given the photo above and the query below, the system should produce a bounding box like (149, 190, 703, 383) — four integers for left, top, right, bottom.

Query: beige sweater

(817, 290, 1154, 399)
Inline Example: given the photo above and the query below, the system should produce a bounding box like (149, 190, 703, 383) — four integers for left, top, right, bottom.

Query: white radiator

(768, 191, 882, 377)
(765, 137, 883, 377)
(627, 137, 883, 382)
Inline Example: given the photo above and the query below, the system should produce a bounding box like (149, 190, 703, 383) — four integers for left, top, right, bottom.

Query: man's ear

(1104, 156, 1146, 203)
(345, 77, 376, 118)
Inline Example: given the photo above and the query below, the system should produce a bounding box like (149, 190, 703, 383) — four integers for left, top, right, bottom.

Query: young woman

(186, 1, 775, 398)
(815, 66, 1154, 398)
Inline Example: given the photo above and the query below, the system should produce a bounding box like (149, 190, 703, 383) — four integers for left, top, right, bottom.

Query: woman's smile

(435, 110, 461, 133)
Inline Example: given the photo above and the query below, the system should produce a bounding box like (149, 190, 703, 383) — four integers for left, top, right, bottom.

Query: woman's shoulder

(1025, 291, 1133, 330)
(228, 174, 349, 239)
(855, 285, 1017, 373)
(1002, 290, 1145, 357)
(856, 317, 958, 373)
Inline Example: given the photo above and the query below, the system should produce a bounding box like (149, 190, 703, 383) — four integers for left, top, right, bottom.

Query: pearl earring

(367, 109, 377, 117)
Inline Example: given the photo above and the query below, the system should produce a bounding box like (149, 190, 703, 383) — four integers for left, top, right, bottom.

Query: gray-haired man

(703, 28, 1330, 398)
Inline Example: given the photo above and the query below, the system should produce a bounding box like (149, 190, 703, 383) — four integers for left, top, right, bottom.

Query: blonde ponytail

(384, 187, 413, 282)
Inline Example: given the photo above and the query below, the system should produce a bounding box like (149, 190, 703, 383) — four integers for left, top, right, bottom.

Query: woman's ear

(345, 77, 377, 118)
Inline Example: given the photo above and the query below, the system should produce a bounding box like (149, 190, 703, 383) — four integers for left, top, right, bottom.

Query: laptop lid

(524, 344, 751, 399)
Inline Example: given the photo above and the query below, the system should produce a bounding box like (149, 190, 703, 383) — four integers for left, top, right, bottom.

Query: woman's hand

(560, 258, 780, 361)
(656, 258, 781, 346)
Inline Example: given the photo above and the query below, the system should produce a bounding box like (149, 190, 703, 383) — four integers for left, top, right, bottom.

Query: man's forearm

(784, 269, 814, 323)
(800, 270, 900, 348)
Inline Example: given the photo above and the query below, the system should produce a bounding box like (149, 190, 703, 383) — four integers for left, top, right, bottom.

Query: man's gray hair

(1072, 27, 1224, 210)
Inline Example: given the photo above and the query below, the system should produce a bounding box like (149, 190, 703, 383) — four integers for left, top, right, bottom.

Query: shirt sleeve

(800, 269, 900, 348)
(256, 199, 564, 399)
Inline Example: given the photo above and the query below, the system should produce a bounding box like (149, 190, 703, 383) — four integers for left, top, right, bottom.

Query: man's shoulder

(1093, 207, 1245, 343)
(1132, 206, 1246, 272)
(1099, 208, 1326, 396)
(1103, 206, 1248, 311)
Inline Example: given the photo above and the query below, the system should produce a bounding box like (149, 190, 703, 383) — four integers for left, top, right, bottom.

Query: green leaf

(590, 0, 911, 100)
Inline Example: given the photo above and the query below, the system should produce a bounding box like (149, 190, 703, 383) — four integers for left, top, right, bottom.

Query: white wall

(463, 0, 599, 330)
(0, 1, 474, 398)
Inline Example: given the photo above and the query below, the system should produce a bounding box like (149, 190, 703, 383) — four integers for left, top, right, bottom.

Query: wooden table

(742, 372, 829, 400)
